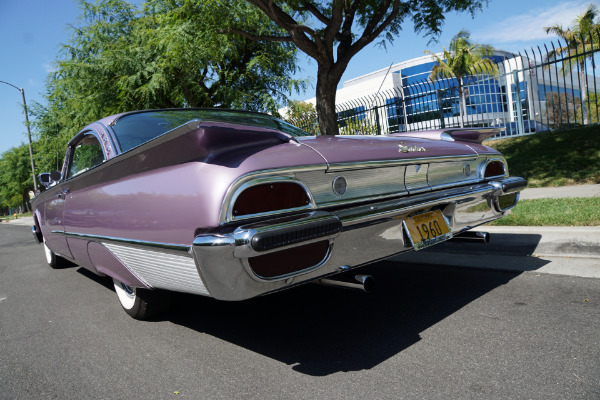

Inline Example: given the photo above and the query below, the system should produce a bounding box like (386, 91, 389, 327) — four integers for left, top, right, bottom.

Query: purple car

(31, 109, 526, 319)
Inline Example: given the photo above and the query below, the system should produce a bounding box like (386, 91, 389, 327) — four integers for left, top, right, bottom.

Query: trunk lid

(297, 135, 483, 167)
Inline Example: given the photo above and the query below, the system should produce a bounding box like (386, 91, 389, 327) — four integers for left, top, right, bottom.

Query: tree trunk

(580, 61, 589, 125)
(315, 66, 341, 136)
(458, 78, 465, 128)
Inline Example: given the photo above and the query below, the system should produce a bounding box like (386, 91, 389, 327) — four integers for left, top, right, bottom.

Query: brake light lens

(232, 182, 311, 217)
(484, 161, 506, 178)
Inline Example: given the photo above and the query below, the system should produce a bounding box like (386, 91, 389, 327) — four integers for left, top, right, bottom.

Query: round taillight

(232, 182, 310, 217)
(484, 161, 506, 178)
(332, 176, 347, 196)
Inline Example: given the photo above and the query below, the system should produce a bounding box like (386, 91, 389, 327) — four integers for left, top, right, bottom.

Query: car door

(42, 148, 73, 259)
(61, 132, 107, 266)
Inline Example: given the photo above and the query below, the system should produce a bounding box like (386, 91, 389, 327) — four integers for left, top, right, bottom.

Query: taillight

(232, 182, 311, 217)
(248, 240, 330, 279)
(484, 160, 506, 178)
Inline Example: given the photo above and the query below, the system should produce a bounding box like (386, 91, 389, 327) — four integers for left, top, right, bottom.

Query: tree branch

(297, 0, 330, 26)
(246, 0, 322, 61)
(220, 28, 293, 42)
(323, 0, 344, 46)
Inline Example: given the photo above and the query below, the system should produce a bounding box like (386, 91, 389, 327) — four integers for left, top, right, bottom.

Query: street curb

(391, 226, 600, 279)
(469, 226, 600, 258)
(3, 216, 34, 226)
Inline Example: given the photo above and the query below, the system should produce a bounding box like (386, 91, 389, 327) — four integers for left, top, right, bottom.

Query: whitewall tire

(112, 279, 170, 320)
(43, 240, 63, 269)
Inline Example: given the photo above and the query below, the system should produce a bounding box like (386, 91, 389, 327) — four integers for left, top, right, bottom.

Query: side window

(67, 135, 105, 178)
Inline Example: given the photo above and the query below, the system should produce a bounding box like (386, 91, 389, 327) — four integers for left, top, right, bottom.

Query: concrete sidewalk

(519, 183, 600, 200)
(2, 215, 34, 226)
(393, 226, 600, 279)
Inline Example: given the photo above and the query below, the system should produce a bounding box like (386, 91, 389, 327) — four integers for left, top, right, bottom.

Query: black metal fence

(293, 32, 600, 140)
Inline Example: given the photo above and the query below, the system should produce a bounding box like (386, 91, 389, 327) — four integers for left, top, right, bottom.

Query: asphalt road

(1, 224, 599, 400)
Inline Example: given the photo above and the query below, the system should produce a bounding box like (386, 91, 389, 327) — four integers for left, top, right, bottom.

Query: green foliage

(578, 92, 600, 124)
(284, 100, 319, 134)
(425, 29, 497, 127)
(485, 125, 600, 187)
(0, 145, 35, 210)
(338, 119, 379, 135)
(243, 0, 486, 135)
(544, 4, 600, 124)
(546, 91, 582, 129)
(1, 0, 305, 209)
(490, 197, 600, 226)
(32, 0, 303, 146)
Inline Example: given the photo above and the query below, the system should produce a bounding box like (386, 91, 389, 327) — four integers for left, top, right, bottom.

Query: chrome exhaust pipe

(316, 274, 375, 293)
(451, 231, 490, 244)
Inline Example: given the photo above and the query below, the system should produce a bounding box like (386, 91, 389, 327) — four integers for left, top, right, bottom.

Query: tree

(283, 100, 319, 134)
(425, 29, 497, 128)
(32, 0, 304, 149)
(0, 145, 35, 212)
(546, 91, 582, 129)
(578, 92, 600, 124)
(338, 118, 379, 135)
(233, 0, 485, 135)
(544, 3, 600, 125)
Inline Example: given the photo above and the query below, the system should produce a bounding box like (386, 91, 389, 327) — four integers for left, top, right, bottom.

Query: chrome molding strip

(326, 154, 486, 172)
(55, 231, 190, 255)
(296, 167, 408, 206)
(103, 243, 209, 296)
(219, 155, 505, 225)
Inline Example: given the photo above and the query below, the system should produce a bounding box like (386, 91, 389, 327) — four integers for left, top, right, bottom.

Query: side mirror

(38, 170, 62, 189)
(50, 170, 62, 182)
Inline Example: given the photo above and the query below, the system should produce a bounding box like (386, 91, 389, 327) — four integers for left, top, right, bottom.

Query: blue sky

(0, 0, 594, 155)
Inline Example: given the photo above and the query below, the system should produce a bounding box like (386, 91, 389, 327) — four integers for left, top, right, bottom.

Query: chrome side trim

(219, 155, 503, 225)
(56, 231, 190, 255)
(405, 163, 429, 193)
(103, 243, 209, 296)
(326, 154, 483, 172)
(296, 166, 407, 206)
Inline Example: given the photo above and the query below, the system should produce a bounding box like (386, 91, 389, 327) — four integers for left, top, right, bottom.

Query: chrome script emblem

(398, 143, 429, 153)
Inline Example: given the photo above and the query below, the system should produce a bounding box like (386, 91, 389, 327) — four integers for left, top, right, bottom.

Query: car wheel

(43, 240, 63, 269)
(112, 279, 170, 320)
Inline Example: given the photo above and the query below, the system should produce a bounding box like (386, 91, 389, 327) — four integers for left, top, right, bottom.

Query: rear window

(111, 109, 311, 152)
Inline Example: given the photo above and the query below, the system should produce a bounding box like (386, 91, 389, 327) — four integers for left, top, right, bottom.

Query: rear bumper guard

(192, 177, 527, 300)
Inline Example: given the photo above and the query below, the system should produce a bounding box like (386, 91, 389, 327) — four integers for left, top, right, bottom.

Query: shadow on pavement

(66, 228, 547, 377)
(162, 261, 520, 376)
(430, 232, 545, 257)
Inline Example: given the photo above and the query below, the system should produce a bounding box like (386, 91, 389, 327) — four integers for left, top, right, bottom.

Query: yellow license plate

(402, 210, 452, 251)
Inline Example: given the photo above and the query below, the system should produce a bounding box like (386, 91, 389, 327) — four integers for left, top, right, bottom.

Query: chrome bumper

(191, 177, 527, 301)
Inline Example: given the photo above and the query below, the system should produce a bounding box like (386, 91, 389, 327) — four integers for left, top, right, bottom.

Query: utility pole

(1, 80, 38, 193)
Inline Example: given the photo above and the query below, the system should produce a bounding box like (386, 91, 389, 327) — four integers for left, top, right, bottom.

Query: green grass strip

(485, 125, 600, 188)
(490, 197, 600, 226)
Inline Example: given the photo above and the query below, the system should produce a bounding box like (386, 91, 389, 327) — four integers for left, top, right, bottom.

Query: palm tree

(425, 29, 498, 128)
(544, 4, 600, 125)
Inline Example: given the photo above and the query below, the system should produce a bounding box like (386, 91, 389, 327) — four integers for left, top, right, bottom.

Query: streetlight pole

(0, 80, 38, 193)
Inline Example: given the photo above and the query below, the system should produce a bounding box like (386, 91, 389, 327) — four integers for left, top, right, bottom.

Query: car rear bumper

(191, 177, 527, 300)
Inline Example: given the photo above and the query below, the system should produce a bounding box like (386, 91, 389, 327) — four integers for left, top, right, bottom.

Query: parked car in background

(31, 109, 527, 319)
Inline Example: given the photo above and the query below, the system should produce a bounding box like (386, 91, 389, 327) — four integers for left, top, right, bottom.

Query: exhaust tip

(316, 274, 375, 293)
(452, 231, 490, 244)
(354, 275, 375, 293)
